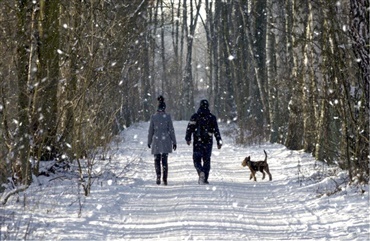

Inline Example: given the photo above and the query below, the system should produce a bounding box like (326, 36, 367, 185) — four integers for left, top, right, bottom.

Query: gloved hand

(148, 144, 151, 148)
(217, 140, 222, 149)
(173, 144, 177, 151)
(186, 141, 191, 145)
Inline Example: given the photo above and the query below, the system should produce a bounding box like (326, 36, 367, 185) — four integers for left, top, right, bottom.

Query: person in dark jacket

(185, 99, 222, 184)
(148, 96, 177, 185)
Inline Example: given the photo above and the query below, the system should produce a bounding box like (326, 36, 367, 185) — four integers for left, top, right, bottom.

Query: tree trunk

(266, 0, 278, 143)
(302, 0, 318, 153)
(182, 0, 201, 118)
(233, 1, 250, 143)
(16, 0, 32, 185)
(254, 0, 269, 125)
(59, 1, 80, 158)
(37, 0, 60, 160)
(212, 0, 221, 116)
(349, 0, 369, 182)
(285, 0, 308, 150)
(219, 1, 235, 121)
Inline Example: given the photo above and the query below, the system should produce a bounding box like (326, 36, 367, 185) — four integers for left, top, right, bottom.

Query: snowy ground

(1, 121, 369, 240)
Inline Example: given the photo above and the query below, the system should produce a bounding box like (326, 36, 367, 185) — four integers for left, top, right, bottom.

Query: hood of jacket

(197, 107, 210, 117)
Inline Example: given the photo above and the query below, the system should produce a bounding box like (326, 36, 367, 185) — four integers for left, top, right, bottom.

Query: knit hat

(199, 99, 209, 109)
(157, 95, 166, 111)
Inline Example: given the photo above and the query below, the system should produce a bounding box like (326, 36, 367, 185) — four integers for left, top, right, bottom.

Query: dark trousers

(193, 143, 212, 181)
(154, 153, 168, 181)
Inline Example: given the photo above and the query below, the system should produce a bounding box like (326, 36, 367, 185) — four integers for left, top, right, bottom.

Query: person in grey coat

(147, 96, 177, 185)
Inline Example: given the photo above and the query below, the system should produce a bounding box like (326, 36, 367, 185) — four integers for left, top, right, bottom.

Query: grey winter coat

(148, 111, 177, 155)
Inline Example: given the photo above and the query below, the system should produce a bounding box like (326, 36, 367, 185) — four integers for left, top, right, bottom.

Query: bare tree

(348, 0, 369, 181)
(181, 0, 202, 119)
(266, 0, 291, 144)
(15, 0, 33, 185)
(285, 0, 307, 150)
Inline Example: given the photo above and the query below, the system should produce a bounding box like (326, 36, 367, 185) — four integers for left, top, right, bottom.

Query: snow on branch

(1, 185, 29, 205)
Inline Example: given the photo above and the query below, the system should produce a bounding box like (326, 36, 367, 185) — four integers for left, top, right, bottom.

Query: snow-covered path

(2, 121, 369, 240)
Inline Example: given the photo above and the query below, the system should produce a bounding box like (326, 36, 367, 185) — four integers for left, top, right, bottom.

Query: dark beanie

(200, 99, 209, 109)
(157, 95, 166, 111)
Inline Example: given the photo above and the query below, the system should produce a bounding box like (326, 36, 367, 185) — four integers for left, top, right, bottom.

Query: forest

(0, 0, 368, 191)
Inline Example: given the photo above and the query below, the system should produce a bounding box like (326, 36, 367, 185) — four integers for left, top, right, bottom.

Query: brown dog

(241, 150, 272, 181)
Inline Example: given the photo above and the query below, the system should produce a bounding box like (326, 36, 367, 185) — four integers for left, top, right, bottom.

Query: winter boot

(199, 171, 206, 185)
(204, 172, 209, 184)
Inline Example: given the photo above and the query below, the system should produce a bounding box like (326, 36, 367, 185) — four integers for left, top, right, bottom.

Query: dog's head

(241, 156, 250, 167)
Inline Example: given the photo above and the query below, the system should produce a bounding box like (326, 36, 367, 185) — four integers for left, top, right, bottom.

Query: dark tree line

(0, 0, 153, 188)
(0, 0, 368, 191)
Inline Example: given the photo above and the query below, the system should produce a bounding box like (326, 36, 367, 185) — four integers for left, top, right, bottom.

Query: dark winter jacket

(185, 107, 222, 146)
(148, 111, 177, 155)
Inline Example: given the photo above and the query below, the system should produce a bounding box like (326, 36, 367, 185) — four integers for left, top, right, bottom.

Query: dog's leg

(248, 167, 257, 181)
(266, 166, 272, 181)
(261, 170, 266, 180)
(251, 171, 257, 181)
(263, 150, 271, 181)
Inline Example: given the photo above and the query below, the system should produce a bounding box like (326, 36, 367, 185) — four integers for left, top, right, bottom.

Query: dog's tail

(263, 150, 267, 162)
